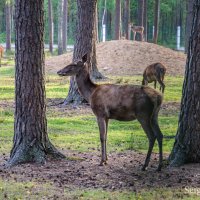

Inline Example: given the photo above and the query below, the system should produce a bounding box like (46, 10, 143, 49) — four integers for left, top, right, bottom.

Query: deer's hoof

(156, 165, 162, 172)
(99, 161, 107, 166)
(141, 165, 147, 171)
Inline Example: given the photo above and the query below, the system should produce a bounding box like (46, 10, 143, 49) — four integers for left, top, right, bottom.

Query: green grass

(0, 62, 189, 199)
(0, 65, 181, 155)
(0, 179, 198, 200)
(0, 179, 60, 200)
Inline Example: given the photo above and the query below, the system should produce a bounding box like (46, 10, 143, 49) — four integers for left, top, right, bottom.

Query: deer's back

(90, 84, 162, 121)
(144, 63, 166, 82)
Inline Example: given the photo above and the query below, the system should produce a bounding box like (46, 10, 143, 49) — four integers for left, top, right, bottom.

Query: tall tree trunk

(91, 3, 105, 80)
(48, 0, 54, 54)
(114, 0, 121, 40)
(64, 0, 102, 105)
(185, 0, 194, 53)
(101, 0, 107, 41)
(106, 10, 112, 40)
(58, 0, 63, 55)
(124, 0, 130, 39)
(153, 0, 160, 44)
(5, 1, 11, 51)
(96, 3, 99, 43)
(8, 0, 65, 167)
(169, 0, 200, 167)
(143, 0, 147, 41)
(62, 0, 68, 52)
(138, 0, 144, 41)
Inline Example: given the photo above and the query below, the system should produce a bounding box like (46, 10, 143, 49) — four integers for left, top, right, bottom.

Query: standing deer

(142, 63, 167, 93)
(0, 45, 3, 67)
(130, 24, 144, 41)
(57, 54, 163, 171)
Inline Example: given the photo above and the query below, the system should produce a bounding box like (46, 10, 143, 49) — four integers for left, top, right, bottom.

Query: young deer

(130, 24, 144, 41)
(0, 45, 3, 67)
(57, 54, 163, 171)
(142, 63, 166, 93)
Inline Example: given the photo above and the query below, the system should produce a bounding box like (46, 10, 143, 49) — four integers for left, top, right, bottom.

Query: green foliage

(0, 0, 187, 49)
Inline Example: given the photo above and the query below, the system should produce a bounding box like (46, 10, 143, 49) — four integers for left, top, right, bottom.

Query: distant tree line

(0, 0, 186, 53)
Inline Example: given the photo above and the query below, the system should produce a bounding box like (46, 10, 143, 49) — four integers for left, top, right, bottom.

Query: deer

(0, 45, 3, 67)
(130, 23, 144, 41)
(57, 54, 164, 171)
(142, 63, 167, 93)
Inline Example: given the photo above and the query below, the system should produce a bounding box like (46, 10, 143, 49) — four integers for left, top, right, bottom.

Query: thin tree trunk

(96, 3, 99, 43)
(114, 0, 121, 40)
(48, 0, 54, 53)
(143, 0, 147, 41)
(58, 0, 63, 55)
(8, 0, 65, 167)
(153, 0, 160, 44)
(185, 0, 194, 53)
(169, 0, 200, 167)
(62, 0, 68, 52)
(138, 0, 144, 41)
(6, 1, 11, 51)
(124, 0, 130, 39)
(91, 3, 105, 80)
(101, 0, 107, 41)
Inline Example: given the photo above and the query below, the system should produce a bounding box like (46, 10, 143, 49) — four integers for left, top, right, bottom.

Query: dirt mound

(45, 40, 186, 76)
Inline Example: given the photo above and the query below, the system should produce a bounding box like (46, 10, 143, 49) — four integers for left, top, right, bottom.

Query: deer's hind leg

(151, 117, 163, 171)
(154, 81, 157, 89)
(158, 79, 165, 93)
(137, 117, 156, 171)
(97, 117, 108, 165)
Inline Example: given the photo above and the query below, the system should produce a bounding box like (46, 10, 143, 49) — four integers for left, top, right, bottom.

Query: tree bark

(64, 0, 104, 105)
(153, 0, 160, 44)
(143, 0, 148, 41)
(138, 0, 144, 41)
(58, 0, 63, 55)
(62, 0, 68, 52)
(90, 8, 106, 80)
(114, 0, 121, 40)
(185, 0, 194, 53)
(124, 0, 130, 39)
(48, 0, 54, 54)
(8, 0, 65, 167)
(95, 3, 99, 43)
(6, 0, 11, 51)
(169, 0, 200, 167)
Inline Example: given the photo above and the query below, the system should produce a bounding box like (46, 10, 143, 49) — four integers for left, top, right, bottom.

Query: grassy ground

(1, 57, 199, 199)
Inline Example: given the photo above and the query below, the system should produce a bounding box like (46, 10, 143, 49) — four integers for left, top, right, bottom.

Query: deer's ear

(82, 54, 87, 63)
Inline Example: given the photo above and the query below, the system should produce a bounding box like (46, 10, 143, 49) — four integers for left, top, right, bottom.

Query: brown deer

(57, 54, 163, 171)
(142, 63, 167, 93)
(130, 24, 144, 41)
(0, 45, 3, 67)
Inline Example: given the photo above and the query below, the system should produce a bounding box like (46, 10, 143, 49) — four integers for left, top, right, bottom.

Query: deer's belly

(109, 110, 136, 121)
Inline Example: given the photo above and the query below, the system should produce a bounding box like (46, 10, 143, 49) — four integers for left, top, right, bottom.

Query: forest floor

(1, 40, 200, 199)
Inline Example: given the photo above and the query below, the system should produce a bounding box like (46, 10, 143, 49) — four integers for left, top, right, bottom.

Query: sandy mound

(45, 40, 186, 76)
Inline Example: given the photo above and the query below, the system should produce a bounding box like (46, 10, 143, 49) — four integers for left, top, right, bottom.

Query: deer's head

(57, 54, 87, 76)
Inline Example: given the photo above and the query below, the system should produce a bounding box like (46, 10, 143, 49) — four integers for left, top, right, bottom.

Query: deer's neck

(76, 69, 97, 103)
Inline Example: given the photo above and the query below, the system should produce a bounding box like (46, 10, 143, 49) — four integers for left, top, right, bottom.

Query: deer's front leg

(97, 117, 107, 166)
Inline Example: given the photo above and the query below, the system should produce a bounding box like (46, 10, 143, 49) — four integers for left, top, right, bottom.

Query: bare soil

(1, 150, 200, 195)
(1, 41, 199, 199)
(45, 40, 186, 76)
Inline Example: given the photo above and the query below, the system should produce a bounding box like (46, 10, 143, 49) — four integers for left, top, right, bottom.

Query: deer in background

(0, 45, 3, 67)
(142, 63, 167, 93)
(130, 23, 144, 41)
(57, 54, 164, 171)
